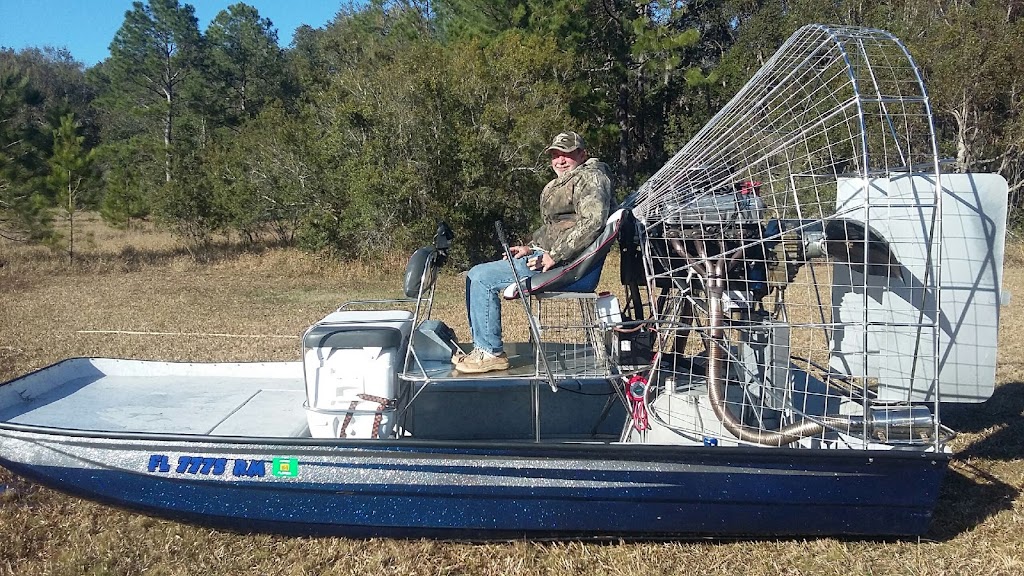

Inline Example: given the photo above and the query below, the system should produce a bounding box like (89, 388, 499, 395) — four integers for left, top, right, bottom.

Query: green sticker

(271, 457, 299, 477)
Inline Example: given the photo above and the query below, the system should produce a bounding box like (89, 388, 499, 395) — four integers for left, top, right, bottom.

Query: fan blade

(823, 219, 903, 280)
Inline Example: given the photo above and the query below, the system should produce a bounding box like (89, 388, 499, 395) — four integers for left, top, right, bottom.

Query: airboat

(0, 25, 1009, 538)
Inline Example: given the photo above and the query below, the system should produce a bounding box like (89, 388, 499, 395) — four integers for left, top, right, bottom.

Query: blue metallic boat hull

(0, 427, 948, 538)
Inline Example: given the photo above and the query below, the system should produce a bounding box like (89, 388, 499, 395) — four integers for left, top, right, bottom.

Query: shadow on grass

(5, 236, 302, 272)
(110, 237, 298, 269)
(926, 461, 1019, 541)
(941, 381, 1024, 460)
(921, 382, 1024, 540)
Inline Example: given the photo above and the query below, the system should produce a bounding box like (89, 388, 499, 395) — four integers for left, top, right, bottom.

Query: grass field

(1, 216, 1023, 575)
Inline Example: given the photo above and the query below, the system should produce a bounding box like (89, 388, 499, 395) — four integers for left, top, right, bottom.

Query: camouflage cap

(544, 131, 586, 154)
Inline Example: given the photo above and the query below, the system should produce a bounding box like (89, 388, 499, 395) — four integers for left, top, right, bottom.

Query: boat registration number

(147, 454, 300, 478)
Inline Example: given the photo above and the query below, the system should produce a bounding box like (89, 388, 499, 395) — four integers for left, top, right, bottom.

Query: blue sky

(0, 1, 347, 67)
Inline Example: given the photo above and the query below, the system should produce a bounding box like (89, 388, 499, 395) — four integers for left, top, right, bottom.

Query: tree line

(2, 0, 1022, 263)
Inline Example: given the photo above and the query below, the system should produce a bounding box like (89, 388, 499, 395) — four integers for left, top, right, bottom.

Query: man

(455, 131, 614, 374)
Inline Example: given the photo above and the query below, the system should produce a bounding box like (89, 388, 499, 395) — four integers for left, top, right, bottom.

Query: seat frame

(500, 209, 628, 387)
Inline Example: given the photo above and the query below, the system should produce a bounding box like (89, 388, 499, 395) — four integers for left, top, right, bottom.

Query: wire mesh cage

(631, 25, 945, 449)
(532, 292, 611, 378)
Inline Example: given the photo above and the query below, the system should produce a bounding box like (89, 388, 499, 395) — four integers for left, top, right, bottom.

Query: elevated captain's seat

(502, 208, 627, 377)
(502, 208, 626, 300)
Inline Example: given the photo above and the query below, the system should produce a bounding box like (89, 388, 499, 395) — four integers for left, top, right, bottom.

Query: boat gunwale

(0, 419, 952, 465)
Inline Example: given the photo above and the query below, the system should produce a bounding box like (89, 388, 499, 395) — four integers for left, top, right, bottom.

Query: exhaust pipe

(704, 256, 827, 447)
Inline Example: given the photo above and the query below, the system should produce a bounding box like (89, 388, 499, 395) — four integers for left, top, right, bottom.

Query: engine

(651, 181, 773, 308)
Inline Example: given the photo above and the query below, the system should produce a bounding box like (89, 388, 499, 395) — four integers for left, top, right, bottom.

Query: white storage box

(595, 293, 621, 327)
(302, 310, 413, 438)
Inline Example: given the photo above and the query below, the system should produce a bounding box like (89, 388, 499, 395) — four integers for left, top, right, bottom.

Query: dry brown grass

(1, 215, 1023, 576)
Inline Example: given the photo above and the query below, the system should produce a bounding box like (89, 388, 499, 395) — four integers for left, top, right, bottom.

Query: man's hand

(508, 245, 532, 259)
(528, 252, 556, 271)
(511, 245, 555, 271)
(539, 252, 555, 271)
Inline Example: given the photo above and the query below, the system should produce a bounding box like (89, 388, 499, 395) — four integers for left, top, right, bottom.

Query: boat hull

(0, 426, 948, 538)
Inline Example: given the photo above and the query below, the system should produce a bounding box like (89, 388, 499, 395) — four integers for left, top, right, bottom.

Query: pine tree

(0, 64, 50, 242)
(47, 113, 96, 262)
(205, 3, 285, 126)
(107, 0, 203, 183)
(434, 0, 704, 187)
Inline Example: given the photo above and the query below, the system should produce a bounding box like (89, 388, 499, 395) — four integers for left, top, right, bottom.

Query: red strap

(626, 375, 649, 432)
(355, 394, 394, 439)
(338, 400, 360, 437)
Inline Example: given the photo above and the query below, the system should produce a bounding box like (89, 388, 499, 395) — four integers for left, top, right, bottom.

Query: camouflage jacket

(529, 158, 613, 264)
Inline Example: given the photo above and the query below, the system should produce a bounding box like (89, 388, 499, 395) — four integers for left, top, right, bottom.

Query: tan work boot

(455, 348, 510, 374)
(451, 346, 468, 364)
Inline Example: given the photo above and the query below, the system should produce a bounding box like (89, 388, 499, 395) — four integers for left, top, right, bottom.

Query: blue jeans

(465, 251, 541, 354)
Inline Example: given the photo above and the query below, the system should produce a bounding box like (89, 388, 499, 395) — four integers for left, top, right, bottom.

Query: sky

(0, 0, 347, 67)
